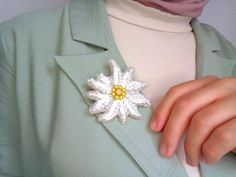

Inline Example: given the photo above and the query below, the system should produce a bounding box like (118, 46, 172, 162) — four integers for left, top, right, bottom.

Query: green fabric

(0, 0, 236, 176)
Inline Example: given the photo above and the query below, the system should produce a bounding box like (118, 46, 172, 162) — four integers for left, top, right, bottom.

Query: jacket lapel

(192, 19, 236, 79)
(54, 1, 188, 176)
(54, 0, 236, 177)
(54, 46, 188, 177)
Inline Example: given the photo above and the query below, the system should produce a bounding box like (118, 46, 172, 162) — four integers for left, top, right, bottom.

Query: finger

(201, 117, 236, 164)
(185, 94, 236, 166)
(159, 77, 236, 157)
(150, 76, 219, 131)
(160, 77, 226, 157)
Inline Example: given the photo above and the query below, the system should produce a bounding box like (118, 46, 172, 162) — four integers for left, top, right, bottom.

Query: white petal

(118, 100, 129, 124)
(89, 97, 112, 114)
(109, 60, 121, 85)
(87, 78, 111, 94)
(98, 101, 119, 122)
(127, 93, 151, 107)
(124, 98, 142, 119)
(97, 73, 112, 86)
(87, 91, 110, 101)
(121, 67, 134, 87)
(126, 81, 147, 93)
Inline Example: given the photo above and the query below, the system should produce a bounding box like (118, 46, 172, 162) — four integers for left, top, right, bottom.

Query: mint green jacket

(0, 0, 236, 177)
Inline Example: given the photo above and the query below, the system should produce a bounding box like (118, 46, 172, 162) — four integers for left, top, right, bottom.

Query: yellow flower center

(111, 85, 126, 100)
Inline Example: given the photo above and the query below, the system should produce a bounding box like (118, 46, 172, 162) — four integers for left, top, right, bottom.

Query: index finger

(150, 76, 218, 131)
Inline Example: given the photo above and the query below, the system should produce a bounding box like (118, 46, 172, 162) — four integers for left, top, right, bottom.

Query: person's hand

(149, 76, 236, 167)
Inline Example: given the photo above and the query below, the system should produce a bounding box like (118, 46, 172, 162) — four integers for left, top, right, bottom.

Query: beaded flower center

(111, 85, 126, 100)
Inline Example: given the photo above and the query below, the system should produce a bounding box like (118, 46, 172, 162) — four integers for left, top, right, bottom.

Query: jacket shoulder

(0, 4, 69, 73)
(0, 5, 66, 34)
(0, 4, 68, 47)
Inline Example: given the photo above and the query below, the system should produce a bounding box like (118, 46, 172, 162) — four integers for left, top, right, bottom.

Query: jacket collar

(69, 0, 236, 79)
(69, 0, 220, 54)
(55, 0, 236, 176)
(69, 0, 114, 49)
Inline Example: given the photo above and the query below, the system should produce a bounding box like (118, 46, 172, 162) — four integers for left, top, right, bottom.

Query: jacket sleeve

(0, 29, 23, 177)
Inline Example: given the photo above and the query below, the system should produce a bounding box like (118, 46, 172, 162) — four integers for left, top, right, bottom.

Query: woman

(0, 0, 236, 176)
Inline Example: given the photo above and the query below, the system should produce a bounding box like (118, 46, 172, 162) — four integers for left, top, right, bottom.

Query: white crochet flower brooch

(86, 59, 151, 124)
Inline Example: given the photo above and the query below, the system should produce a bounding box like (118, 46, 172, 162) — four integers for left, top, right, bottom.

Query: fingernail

(200, 154, 207, 163)
(160, 142, 173, 157)
(160, 142, 167, 156)
(150, 119, 158, 131)
(186, 155, 193, 166)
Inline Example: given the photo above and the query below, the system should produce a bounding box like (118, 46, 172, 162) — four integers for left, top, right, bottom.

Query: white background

(0, 0, 236, 46)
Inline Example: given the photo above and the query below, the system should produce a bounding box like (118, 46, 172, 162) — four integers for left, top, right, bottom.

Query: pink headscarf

(133, 0, 209, 17)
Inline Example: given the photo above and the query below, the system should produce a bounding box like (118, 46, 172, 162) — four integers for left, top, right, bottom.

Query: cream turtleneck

(105, 0, 196, 109)
(105, 0, 199, 177)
